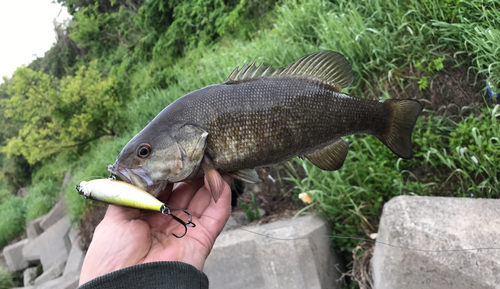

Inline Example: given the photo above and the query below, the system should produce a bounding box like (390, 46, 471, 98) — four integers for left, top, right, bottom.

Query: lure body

(77, 179, 164, 212)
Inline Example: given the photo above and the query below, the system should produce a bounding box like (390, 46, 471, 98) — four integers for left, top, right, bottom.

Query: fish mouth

(107, 163, 167, 197)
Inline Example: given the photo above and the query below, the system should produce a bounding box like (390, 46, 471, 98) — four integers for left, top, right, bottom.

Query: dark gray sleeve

(78, 261, 209, 289)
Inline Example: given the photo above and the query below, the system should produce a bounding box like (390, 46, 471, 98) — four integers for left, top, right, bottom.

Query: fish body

(77, 179, 165, 212)
(108, 51, 423, 201)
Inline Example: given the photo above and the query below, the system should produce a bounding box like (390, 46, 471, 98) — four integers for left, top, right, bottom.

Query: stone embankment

(2, 200, 84, 289)
(4, 193, 500, 289)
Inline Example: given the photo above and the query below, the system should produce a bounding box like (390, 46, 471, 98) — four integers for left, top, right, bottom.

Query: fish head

(108, 123, 208, 197)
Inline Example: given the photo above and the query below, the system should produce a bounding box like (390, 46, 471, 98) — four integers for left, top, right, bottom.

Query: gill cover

(144, 123, 208, 185)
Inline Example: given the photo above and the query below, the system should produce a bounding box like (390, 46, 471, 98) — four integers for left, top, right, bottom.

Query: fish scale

(197, 77, 388, 171)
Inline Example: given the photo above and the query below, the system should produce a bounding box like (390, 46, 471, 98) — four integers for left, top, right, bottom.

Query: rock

(3, 239, 29, 272)
(222, 216, 239, 231)
(62, 240, 85, 276)
(372, 196, 500, 289)
(204, 215, 343, 289)
(36, 275, 79, 289)
(23, 266, 38, 286)
(62, 172, 72, 189)
(0, 251, 7, 268)
(17, 187, 29, 198)
(68, 227, 79, 247)
(231, 208, 267, 226)
(26, 216, 44, 240)
(34, 260, 66, 286)
(23, 216, 71, 271)
(231, 211, 247, 225)
(39, 200, 67, 231)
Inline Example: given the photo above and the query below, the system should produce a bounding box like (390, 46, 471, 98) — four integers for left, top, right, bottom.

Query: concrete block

(0, 250, 7, 268)
(62, 172, 72, 189)
(62, 241, 85, 276)
(222, 216, 238, 231)
(68, 227, 79, 247)
(39, 200, 67, 231)
(17, 187, 29, 198)
(3, 239, 29, 272)
(26, 216, 44, 240)
(23, 266, 38, 286)
(34, 259, 66, 286)
(23, 216, 71, 270)
(36, 275, 79, 289)
(372, 196, 500, 289)
(204, 215, 343, 289)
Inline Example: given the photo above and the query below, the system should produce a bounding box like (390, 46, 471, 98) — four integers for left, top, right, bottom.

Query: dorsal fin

(224, 51, 353, 90)
(281, 50, 353, 90)
(225, 61, 283, 83)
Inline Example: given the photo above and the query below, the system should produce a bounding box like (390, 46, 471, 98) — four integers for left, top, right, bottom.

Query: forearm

(78, 261, 209, 289)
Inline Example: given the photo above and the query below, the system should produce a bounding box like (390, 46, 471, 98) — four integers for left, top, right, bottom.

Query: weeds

(0, 197, 25, 248)
(428, 105, 500, 197)
(0, 268, 14, 289)
(239, 193, 262, 223)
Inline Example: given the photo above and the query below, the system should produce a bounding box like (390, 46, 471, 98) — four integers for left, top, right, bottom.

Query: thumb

(105, 205, 142, 221)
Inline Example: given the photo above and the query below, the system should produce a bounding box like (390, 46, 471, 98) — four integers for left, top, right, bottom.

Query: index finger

(189, 175, 233, 232)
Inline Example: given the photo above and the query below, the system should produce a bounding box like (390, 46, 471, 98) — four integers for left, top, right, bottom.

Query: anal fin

(306, 139, 349, 171)
(201, 155, 225, 203)
(228, 169, 261, 183)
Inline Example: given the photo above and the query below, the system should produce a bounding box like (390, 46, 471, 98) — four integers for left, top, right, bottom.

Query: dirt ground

(387, 64, 487, 117)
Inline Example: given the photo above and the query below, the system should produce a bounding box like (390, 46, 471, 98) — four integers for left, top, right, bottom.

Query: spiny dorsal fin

(225, 61, 283, 83)
(224, 51, 353, 90)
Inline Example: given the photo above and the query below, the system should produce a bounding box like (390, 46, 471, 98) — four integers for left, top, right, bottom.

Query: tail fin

(377, 99, 423, 159)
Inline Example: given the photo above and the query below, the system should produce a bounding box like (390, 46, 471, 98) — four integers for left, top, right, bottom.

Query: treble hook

(182, 209, 196, 228)
(161, 205, 196, 238)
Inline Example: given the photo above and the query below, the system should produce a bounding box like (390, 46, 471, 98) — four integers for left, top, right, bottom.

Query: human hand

(79, 175, 233, 285)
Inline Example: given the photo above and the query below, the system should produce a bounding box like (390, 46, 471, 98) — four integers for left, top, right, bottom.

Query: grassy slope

(1, 0, 499, 259)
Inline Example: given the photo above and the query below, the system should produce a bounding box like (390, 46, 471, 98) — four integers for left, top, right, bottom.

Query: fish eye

(137, 144, 152, 158)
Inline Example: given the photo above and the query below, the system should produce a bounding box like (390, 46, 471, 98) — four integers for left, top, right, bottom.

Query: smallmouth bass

(108, 51, 423, 202)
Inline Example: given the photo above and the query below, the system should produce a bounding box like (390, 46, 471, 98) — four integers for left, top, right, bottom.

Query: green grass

(0, 197, 25, 248)
(431, 105, 500, 196)
(24, 180, 61, 222)
(0, 267, 14, 289)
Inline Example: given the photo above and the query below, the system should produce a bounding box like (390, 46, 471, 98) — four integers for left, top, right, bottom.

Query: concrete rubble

(2, 198, 84, 289)
(372, 196, 500, 289)
(8, 191, 500, 289)
(39, 200, 67, 231)
(3, 239, 29, 272)
(23, 216, 71, 271)
(23, 267, 37, 286)
(204, 215, 344, 289)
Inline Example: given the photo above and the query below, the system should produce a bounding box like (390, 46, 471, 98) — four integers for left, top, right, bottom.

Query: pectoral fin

(306, 139, 349, 171)
(228, 169, 261, 183)
(201, 155, 225, 203)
